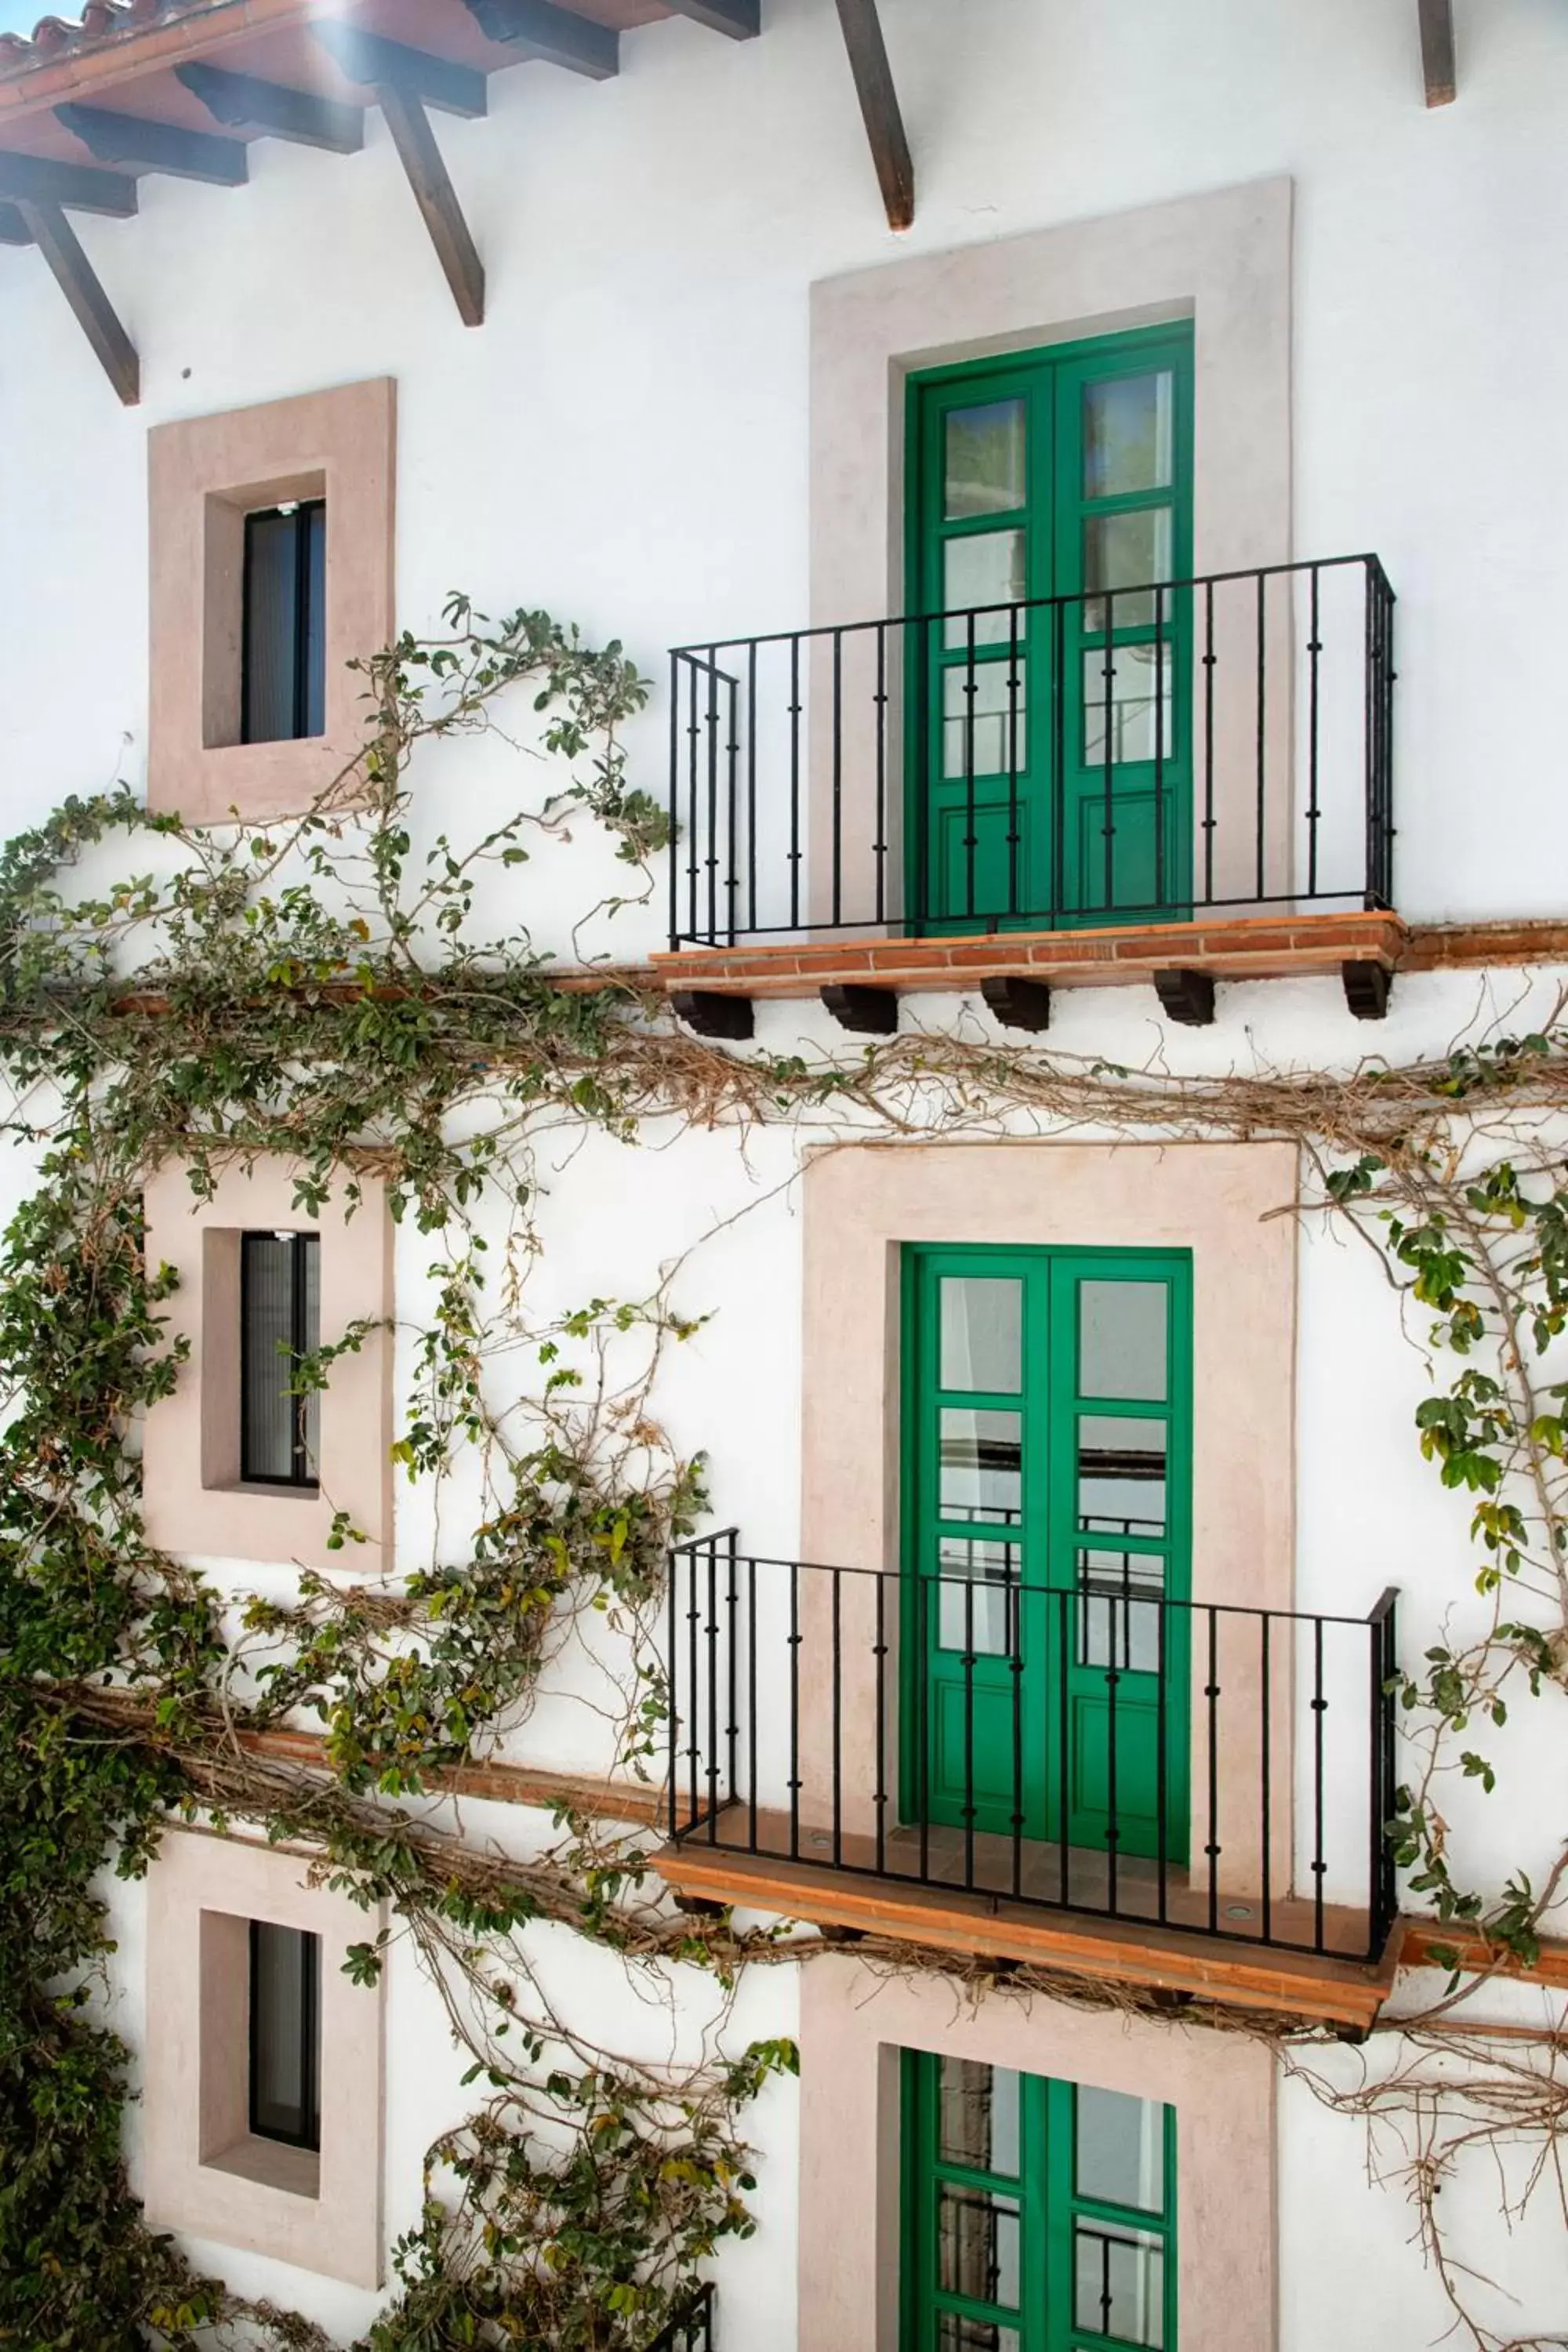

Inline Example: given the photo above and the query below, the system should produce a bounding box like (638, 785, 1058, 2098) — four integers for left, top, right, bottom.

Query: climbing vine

(2, 594, 1567, 2350)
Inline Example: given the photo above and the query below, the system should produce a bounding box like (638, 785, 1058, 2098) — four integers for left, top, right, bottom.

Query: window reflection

(946, 399, 1027, 519)
(945, 530, 1028, 649)
(1076, 2086, 1165, 2212)
(938, 2057, 1022, 2175)
(1082, 644, 1174, 767)
(1076, 1415, 1167, 1537)
(941, 1408, 1023, 1524)
(1073, 2221, 1165, 2347)
(937, 2321, 1022, 2352)
(939, 1277, 1023, 1396)
(1082, 372, 1174, 499)
(939, 2186, 1022, 2310)
(1076, 1549, 1165, 1672)
(1083, 507, 1173, 633)
(938, 1537, 1020, 1657)
(1078, 1280, 1168, 1403)
(945, 662, 1028, 779)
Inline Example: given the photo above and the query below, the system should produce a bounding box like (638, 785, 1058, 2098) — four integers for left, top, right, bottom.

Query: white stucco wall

(7, 1, 1568, 2344)
(3, 0, 1568, 935)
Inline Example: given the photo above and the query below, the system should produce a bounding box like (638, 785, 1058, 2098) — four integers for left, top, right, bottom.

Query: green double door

(902, 1245, 1192, 1864)
(906, 324, 1195, 931)
(902, 2051, 1177, 2351)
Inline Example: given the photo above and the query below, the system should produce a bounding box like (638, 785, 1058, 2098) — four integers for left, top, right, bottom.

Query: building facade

(3, 2, 1568, 2347)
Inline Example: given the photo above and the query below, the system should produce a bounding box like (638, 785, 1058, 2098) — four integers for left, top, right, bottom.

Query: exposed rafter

(1418, 0, 1456, 106)
(174, 62, 365, 155)
(310, 22, 486, 325)
(55, 100, 248, 186)
(461, 0, 619, 81)
(376, 78, 485, 326)
(0, 149, 137, 216)
(660, 0, 760, 35)
(310, 24, 488, 118)
(0, 202, 30, 245)
(13, 196, 139, 404)
(833, 0, 913, 230)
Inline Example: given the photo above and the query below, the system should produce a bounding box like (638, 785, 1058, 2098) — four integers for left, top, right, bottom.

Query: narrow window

(240, 1231, 321, 1487)
(241, 499, 326, 743)
(249, 1922, 321, 2151)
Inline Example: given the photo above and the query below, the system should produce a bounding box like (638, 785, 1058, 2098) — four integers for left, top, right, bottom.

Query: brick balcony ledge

(655, 907, 1407, 1032)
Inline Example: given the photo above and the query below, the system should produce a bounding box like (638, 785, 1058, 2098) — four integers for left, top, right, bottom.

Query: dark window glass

(249, 1921, 321, 2151)
(241, 500, 326, 744)
(241, 1231, 321, 1486)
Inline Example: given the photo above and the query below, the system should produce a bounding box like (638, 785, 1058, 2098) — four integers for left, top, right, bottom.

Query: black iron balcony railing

(643, 2285, 715, 2351)
(667, 1533, 1399, 1965)
(667, 555, 1395, 949)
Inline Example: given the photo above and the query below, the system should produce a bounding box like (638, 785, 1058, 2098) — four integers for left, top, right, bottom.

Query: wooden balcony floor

(658, 1802, 1397, 2031)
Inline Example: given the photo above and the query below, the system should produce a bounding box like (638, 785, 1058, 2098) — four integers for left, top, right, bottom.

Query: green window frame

(902, 2049, 1178, 2351)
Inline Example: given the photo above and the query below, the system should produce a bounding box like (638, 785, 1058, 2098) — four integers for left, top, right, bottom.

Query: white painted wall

(7, 1, 1568, 2343)
(4, 0, 1568, 935)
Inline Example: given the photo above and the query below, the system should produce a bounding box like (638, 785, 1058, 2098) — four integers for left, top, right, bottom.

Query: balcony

(658, 557, 1399, 1030)
(659, 1535, 1401, 2030)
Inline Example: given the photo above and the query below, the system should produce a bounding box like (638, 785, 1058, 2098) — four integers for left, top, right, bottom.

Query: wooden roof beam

(310, 24, 488, 118)
(833, 0, 913, 230)
(309, 21, 485, 325)
(660, 0, 760, 34)
(0, 147, 136, 216)
(0, 201, 31, 245)
(54, 99, 248, 185)
(174, 60, 365, 155)
(14, 195, 139, 405)
(1418, 0, 1456, 106)
(376, 79, 485, 326)
(461, 0, 619, 81)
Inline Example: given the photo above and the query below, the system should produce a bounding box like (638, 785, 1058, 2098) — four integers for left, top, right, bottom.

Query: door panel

(902, 1246, 1191, 1867)
(907, 328, 1193, 933)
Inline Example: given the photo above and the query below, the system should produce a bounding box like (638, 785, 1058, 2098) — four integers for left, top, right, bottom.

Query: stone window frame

(147, 378, 396, 826)
(797, 1138, 1301, 1907)
(142, 1828, 385, 2290)
(142, 1155, 394, 1573)
(806, 178, 1294, 926)
(796, 1951, 1276, 2351)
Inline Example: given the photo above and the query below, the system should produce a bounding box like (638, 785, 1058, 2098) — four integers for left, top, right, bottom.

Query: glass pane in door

(946, 400, 1027, 517)
(1082, 371, 1174, 497)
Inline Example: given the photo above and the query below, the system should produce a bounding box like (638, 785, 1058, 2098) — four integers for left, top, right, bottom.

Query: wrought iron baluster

(832, 627, 844, 927)
(1261, 1610, 1273, 1944)
(1205, 1606, 1220, 1934)
(788, 635, 802, 930)
(706, 645, 720, 945)
(962, 1574, 976, 1889)
(1254, 575, 1266, 902)
(1153, 580, 1166, 913)
(1312, 1614, 1327, 1951)
(1306, 564, 1322, 901)
(1102, 587, 1116, 910)
(874, 622, 888, 925)
(875, 1567, 888, 1876)
(831, 1564, 844, 1867)
(1202, 579, 1216, 905)
(788, 1559, 801, 1859)
(746, 640, 758, 937)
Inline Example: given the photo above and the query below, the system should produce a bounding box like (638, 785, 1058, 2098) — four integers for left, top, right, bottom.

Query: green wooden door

(902, 2050, 1178, 2351)
(902, 1246, 1191, 1866)
(906, 325, 1194, 932)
